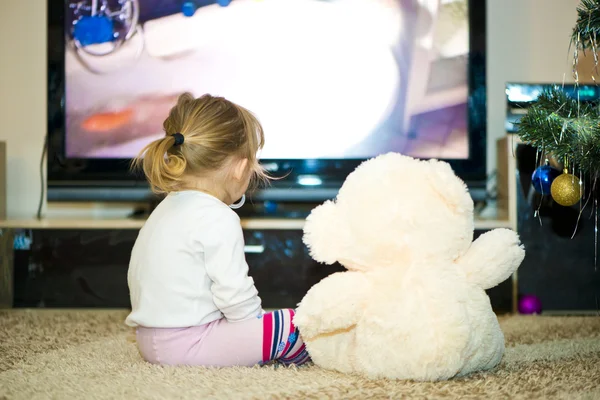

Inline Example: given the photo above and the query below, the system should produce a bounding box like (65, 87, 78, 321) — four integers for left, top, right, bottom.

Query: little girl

(125, 93, 310, 367)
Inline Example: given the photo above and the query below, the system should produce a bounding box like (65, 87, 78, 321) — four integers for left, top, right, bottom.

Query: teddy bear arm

(294, 272, 368, 340)
(455, 228, 525, 290)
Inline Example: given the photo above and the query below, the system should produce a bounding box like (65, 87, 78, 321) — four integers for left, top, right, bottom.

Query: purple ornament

(518, 294, 543, 314)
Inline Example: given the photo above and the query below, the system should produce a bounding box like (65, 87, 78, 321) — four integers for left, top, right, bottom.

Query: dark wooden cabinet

(1, 226, 513, 312)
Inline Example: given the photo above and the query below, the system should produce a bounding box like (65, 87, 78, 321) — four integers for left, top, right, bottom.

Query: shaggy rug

(0, 310, 599, 400)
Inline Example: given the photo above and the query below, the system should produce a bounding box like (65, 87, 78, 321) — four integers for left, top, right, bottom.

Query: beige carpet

(0, 310, 599, 400)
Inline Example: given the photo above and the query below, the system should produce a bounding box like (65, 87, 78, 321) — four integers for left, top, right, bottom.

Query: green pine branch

(572, 0, 600, 51)
(515, 87, 600, 178)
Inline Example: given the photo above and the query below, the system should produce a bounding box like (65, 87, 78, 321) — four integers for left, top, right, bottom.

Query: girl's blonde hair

(132, 93, 269, 194)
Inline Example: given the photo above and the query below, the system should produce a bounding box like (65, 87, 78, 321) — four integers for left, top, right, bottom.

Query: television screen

(64, 0, 469, 161)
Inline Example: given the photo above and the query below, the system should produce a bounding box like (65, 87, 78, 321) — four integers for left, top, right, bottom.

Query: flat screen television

(47, 0, 487, 204)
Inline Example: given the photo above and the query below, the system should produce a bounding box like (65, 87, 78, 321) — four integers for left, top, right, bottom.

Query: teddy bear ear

(426, 159, 474, 215)
(302, 200, 342, 265)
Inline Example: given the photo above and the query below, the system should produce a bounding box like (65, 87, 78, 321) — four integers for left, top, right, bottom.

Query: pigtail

(132, 134, 188, 193)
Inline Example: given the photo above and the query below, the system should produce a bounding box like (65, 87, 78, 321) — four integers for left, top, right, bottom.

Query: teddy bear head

(303, 153, 475, 271)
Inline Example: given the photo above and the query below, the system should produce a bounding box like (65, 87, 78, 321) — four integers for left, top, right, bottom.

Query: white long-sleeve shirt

(125, 190, 262, 328)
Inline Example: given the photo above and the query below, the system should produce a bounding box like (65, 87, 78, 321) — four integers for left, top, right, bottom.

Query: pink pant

(136, 309, 311, 367)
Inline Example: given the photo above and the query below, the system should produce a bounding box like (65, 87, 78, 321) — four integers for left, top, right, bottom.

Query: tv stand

(0, 201, 514, 311)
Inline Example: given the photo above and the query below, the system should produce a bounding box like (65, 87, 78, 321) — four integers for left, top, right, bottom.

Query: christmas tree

(517, 0, 600, 207)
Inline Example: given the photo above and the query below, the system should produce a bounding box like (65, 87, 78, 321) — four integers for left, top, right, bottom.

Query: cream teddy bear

(294, 153, 525, 381)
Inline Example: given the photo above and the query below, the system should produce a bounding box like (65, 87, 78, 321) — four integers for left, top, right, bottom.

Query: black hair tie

(172, 133, 185, 146)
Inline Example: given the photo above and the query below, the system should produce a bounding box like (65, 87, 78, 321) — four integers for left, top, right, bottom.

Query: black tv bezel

(47, 0, 487, 199)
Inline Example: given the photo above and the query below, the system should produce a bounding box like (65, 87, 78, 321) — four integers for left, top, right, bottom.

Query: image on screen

(64, 0, 469, 160)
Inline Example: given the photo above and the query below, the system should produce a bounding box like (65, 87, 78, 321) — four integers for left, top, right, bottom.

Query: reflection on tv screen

(65, 0, 469, 160)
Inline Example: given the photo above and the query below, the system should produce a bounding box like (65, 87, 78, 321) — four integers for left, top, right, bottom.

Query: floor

(1, 309, 599, 399)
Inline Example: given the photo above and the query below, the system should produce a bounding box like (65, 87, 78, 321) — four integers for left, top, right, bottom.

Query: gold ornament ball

(550, 171, 582, 207)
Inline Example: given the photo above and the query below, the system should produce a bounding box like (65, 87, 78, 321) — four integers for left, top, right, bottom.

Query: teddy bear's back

(350, 262, 496, 380)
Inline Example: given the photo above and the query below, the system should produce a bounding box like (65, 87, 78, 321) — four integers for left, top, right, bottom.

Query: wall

(0, 0, 590, 218)
(0, 1, 46, 218)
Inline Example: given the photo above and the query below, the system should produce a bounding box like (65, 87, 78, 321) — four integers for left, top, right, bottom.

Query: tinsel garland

(516, 87, 600, 179)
